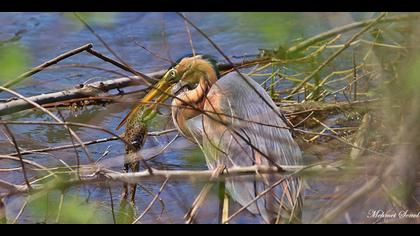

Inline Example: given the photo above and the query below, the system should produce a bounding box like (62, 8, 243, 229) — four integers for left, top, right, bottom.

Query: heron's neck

(172, 76, 215, 141)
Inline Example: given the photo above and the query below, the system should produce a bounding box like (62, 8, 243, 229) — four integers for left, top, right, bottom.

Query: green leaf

(64, 12, 118, 29)
(229, 13, 298, 46)
(405, 57, 420, 93)
(0, 198, 6, 224)
(28, 191, 107, 224)
(183, 147, 207, 167)
(0, 45, 28, 83)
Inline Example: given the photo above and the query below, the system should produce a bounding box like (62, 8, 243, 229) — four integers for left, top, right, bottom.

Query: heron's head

(140, 54, 220, 105)
(117, 55, 219, 130)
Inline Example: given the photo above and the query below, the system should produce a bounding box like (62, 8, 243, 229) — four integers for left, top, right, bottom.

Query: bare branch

(1, 43, 93, 90)
(132, 177, 170, 224)
(1, 124, 32, 189)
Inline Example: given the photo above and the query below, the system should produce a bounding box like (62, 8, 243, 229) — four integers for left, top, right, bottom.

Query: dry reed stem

(289, 13, 388, 96)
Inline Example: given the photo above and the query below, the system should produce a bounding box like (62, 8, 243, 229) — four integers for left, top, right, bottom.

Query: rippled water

(0, 12, 377, 223)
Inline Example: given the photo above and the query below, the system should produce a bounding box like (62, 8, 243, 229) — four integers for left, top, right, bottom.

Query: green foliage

(404, 57, 420, 94)
(0, 45, 28, 83)
(27, 191, 106, 224)
(64, 12, 118, 29)
(389, 183, 412, 205)
(115, 200, 137, 224)
(183, 147, 207, 167)
(0, 199, 6, 224)
(229, 13, 298, 47)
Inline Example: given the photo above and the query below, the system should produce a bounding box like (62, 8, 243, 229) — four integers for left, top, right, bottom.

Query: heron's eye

(169, 69, 177, 79)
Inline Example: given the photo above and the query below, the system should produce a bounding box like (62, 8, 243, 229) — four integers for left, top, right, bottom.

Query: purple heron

(118, 54, 303, 223)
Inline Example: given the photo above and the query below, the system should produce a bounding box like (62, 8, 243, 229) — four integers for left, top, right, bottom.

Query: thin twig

(2, 124, 32, 190)
(73, 12, 156, 88)
(185, 166, 225, 224)
(285, 13, 420, 54)
(0, 86, 95, 163)
(144, 133, 180, 162)
(57, 109, 81, 179)
(0, 179, 18, 191)
(289, 13, 388, 96)
(182, 13, 196, 56)
(108, 186, 117, 224)
(0, 155, 55, 177)
(12, 197, 29, 224)
(7, 136, 119, 157)
(132, 178, 170, 224)
(73, 14, 134, 74)
(1, 43, 93, 89)
(55, 191, 65, 223)
(86, 48, 156, 84)
(134, 42, 174, 64)
(6, 129, 177, 157)
(315, 177, 381, 223)
(0, 198, 6, 224)
(0, 119, 153, 174)
(223, 162, 317, 223)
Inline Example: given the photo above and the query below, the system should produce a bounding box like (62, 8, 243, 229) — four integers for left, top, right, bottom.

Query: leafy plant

(0, 45, 28, 83)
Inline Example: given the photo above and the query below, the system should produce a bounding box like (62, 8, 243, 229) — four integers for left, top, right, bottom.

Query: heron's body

(119, 55, 304, 223)
(171, 67, 303, 223)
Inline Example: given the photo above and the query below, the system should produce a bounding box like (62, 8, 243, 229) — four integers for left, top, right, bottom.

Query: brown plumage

(118, 54, 304, 223)
(171, 56, 303, 223)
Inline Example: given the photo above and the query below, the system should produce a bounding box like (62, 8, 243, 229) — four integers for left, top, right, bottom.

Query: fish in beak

(116, 70, 178, 130)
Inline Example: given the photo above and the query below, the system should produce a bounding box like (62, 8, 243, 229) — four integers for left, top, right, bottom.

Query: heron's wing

(185, 115, 205, 144)
(202, 72, 303, 223)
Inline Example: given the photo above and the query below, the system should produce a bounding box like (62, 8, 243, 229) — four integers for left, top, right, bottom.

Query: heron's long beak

(142, 70, 176, 109)
(116, 70, 176, 130)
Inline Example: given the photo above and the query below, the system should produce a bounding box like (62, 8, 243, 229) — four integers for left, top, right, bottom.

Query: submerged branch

(0, 72, 163, 116)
